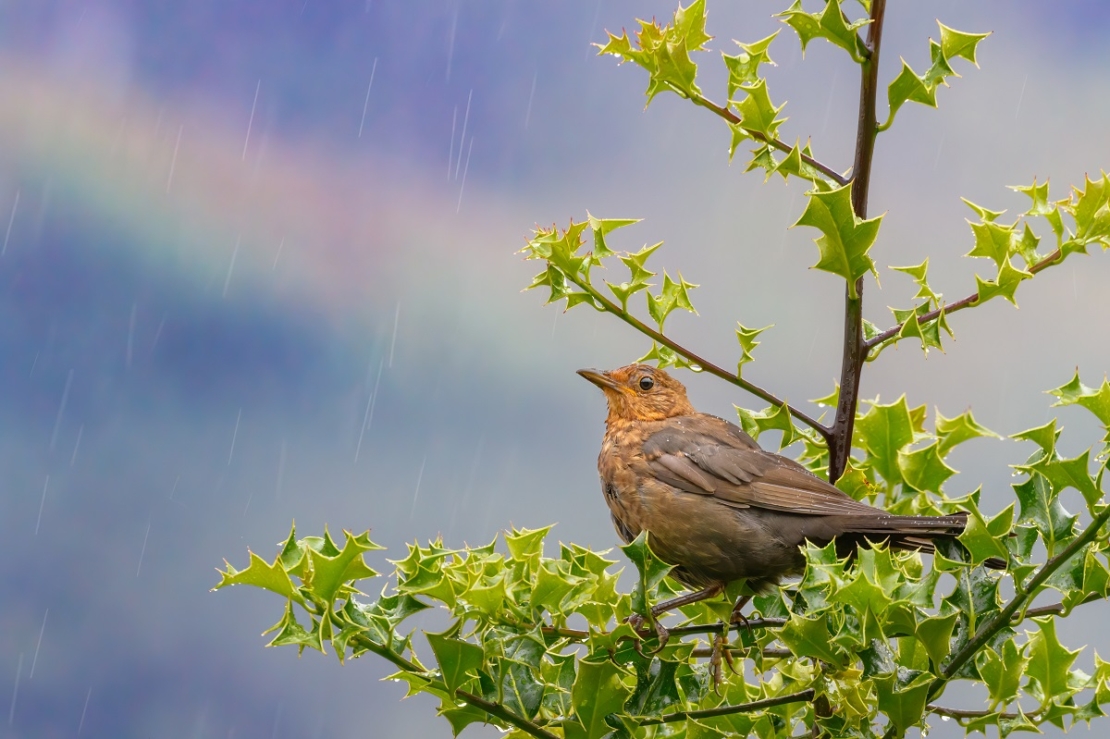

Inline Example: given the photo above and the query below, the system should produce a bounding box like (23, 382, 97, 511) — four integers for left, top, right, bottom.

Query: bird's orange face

(577, 364, 696, 422)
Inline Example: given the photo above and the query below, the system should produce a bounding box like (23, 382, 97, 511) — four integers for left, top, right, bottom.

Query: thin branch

(864, 246, 1065, 349)
(540, 617, 787, 642)
(569, 274, 833, 440)
(691, 646, 792, 659)
(635, 688, 816, 726)
(829, 0, 886, 483)
(928, 504, 1110, 701)
(349, 634, 560, 739)
(686, 94, 848, 186)
(927, 704, 1028, 721)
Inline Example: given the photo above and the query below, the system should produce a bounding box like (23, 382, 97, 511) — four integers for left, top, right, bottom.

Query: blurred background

(1, 1, 1109, 737)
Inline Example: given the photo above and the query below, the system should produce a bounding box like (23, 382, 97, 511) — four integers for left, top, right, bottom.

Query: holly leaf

(855, 396, 923, 485)
(733, 78, 787, 139)
(427, 630, 485, 694)
(776, 0, 869, 63)
(936, 408, 1001, 455)
(621, 531, 674, 620)
(792, 182, 883, 297)
(570, 658, 633, 739)
(1049, 371, 1110, 427)
(722, 32, 778, 99)
(974, 259, 1031, 306)
(735, 322, 772, 373)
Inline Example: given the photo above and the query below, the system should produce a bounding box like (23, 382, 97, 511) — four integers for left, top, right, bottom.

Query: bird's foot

(626, 613, 670, 655)
(708, 629, 741, 692)
(729, 595, 753, 636)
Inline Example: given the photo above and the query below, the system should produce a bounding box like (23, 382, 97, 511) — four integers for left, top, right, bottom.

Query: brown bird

(578, 363, 988, 626)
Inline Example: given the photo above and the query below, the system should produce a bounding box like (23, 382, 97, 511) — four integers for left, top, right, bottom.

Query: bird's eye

(638, 376, 654, 391)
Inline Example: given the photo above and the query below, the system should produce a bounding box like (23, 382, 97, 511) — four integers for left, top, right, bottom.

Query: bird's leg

(730, 594, 753, 632)
(626, 584, 724, 652)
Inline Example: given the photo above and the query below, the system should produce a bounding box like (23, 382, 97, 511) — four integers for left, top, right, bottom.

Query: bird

(577, 363, 995, 631)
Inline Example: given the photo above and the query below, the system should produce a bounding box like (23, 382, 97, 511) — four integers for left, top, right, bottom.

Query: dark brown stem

(348, 633, 560, 739)
(927, 503, 1110, 702)
(687, 94, 848, 186)
(571, 274, 833, 441)
(540, 617, 787, 642)
(635, 688, 816, 726)
(927, 705, 1030, 721)
(828, 0, 886, 483)
(863, 246, 1065, 349)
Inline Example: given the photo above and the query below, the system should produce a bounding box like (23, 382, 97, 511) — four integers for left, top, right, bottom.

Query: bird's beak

(577, 368, 621, 392)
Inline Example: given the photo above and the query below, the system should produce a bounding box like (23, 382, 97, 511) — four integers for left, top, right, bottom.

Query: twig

(691, 647, 792, 659)
(687, 94, 848, 186)
(828, 0, 886, 483)
(927, 704, 1029, 721)
(863, 246, 1065, 349)
(928, 504, 1110, 702)
(539, 617, 787, 642)
(635, 688, 816, 725)
(349, 634, 560, 739)
(569, 274, 833, 440)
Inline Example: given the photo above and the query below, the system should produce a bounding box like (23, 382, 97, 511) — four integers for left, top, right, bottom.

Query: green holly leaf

(780, 612, 846, 666)
(733, 78, 787, 139)
(1012, 178, 1054, 218)
(915, 611, 960, 668)
(265, 601, 324, 654)
(898, 441, 956, 492)
(881, 22, 988, 130)
(646, 270, 698, 330)
(891, 259, 942, 304)
(974, 259, 1031, 306)
(1026, 617, 1081, 704)
(735, 322, 772, 373)
(587, 214, 640, 259)
(1066, 172, 1110, 245)
(1049, 370, 1110, 426)
(214, 549, 306, 605)
(1013, 472, 1077, 557)
(569, 658, 633, 739)
(874, 670, 931, 735)
(597, 0, 710, 105)
(722, 33, 778, 99)
(976, 638, 1027, 708)
(775, 0, 869, 63)
(1011, 418, 1060, 458)
(505, 525, 554, 562)
(1024, 450, 1103, 511)
(303, 529, 383, 603)
(498, 658, 545, 720)
(938, 23, 990, 65)
(620, 531, 674, 620)
(855, 396, 923, 485)
(637, 340, 697, 371)
(1013, 223, 1044, 269)
(936, 408, 1001, 454)
(967, 219, 1015, 268)
(962, 198, 1007, 223)
(736, 402, 797, 450)
(427, 630, 485, 694)
(792, 182, 883, 297)
(957, 502, 1010, 565)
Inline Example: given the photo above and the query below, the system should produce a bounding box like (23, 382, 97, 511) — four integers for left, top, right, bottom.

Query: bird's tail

(828, 511, 1007, 570)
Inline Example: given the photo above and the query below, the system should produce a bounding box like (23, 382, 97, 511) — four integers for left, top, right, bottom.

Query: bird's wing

(643, 415, 881, 517)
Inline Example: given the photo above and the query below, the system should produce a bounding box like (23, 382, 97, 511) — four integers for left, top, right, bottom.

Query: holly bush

(218, 2, 1110, 737)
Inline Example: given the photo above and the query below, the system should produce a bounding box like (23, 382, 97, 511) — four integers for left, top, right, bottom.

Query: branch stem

(687, 94, 848, 186)
(829, 0, 886, 483)
(635, 688, 816, 726)
(928, 504, 1110, 702)
(864, 246, 1066, 349)
(570, 274, 832, 440)
(349, 634, 560, 739)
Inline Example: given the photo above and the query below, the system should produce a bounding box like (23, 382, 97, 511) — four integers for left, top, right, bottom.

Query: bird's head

(577, 364, 696, 423)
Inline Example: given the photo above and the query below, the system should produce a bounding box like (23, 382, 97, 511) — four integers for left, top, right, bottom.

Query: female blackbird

(578, 363, 981, 612)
